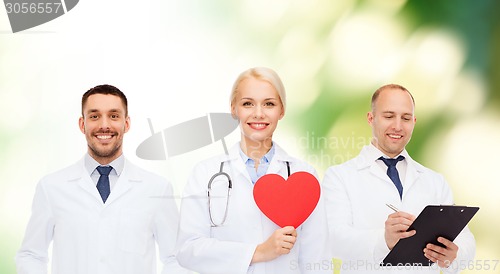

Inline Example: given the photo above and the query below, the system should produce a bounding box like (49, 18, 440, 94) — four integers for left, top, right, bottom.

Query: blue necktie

(96, 166, 113, 203)
(379, 156, 405, 199)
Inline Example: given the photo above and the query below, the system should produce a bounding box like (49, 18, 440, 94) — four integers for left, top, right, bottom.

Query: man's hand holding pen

(384, 204, 459, 268)
(384, 210, 416, 250)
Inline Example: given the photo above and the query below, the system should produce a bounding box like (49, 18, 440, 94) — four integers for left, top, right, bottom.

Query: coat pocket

(119, 210, 152, 254)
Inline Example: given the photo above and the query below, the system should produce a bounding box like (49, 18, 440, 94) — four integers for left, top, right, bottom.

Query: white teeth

(252, 123, 267, 129)
(389, 134, 402, 139)
(96, 135, 112, 140)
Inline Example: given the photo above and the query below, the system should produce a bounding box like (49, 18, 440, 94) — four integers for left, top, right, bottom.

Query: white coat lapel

(357, 146, 394, 184)
(104, 161, 141, 206)
(267, 144, 291, 178)
(77, 177, 104, 203)
(369, 163, 393, 184)
(73, 161, 104, 204)
(227, 144, 252, 184)
(402, 155, 423, 193)
(267, 160, 284, 177)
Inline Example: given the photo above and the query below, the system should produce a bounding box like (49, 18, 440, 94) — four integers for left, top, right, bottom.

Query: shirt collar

(367, 143, 409, 162)
(84, 153, 125, 176)
(238, 142, 276, 165)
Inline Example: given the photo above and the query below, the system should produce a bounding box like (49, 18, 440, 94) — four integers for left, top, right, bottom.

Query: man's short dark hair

(81, 84, 128, 116)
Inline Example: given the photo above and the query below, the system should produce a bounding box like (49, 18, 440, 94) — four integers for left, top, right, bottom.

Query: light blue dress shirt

(239, 144, 275, 184)
(84, 153, 124, 191)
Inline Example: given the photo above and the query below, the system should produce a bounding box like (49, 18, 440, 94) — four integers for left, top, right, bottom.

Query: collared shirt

(84, 153, 124, 191)
(239, 144, 275, 184)
(366, 143, 408, 185)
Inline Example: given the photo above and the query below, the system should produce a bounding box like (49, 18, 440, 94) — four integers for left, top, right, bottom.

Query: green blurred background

(1, 0, 499, 273)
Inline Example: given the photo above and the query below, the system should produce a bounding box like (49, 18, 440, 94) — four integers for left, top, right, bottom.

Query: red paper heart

(253, 172, 320, 228)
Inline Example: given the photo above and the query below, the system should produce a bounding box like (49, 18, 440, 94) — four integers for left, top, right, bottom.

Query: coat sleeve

(441, 226, 476, 274)
(296, 167, 333, 274)
(175, 162, 257, 274)
(438, 175, 476, 274)
(155, 180, 191, 274)
(323, 166, 386, 263)
(15, 181, 54, 274)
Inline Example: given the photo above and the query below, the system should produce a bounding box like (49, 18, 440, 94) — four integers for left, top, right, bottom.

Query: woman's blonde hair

(229, 67, 286, 113)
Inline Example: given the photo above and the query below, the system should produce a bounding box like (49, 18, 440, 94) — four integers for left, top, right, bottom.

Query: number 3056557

(5, 2, 62, 14)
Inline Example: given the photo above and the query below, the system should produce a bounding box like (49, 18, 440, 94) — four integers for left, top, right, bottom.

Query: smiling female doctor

(176, 67, 330, 274)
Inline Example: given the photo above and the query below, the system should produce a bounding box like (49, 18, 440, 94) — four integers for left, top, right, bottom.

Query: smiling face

(231, 77, 284, 153)
(79, 94, 130, 164)
(368, 86, 416, 158)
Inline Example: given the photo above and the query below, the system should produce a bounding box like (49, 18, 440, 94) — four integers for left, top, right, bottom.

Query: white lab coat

(16, 157, 188, 274)
(176, 143, 331, 274)
(323, 145, 476, 274)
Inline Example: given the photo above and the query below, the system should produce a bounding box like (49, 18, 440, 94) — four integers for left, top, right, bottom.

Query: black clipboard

(382, 205, 479, 266)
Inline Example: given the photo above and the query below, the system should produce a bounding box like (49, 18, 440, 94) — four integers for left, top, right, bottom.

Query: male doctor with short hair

(323, 84, 476, 273)
(16, 84, 188, 274)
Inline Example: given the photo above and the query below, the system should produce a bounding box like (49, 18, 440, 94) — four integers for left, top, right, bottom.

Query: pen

(386, 204, 399, 212)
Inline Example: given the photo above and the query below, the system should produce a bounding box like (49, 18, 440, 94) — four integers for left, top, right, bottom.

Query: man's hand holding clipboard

(382, 205, 479, 267)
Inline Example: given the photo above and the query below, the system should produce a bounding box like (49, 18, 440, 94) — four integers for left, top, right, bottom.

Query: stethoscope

(208, 160, 291, 227)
